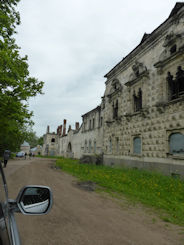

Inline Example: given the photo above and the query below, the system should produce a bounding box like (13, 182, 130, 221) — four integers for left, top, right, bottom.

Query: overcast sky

(16, 0, 179, 136)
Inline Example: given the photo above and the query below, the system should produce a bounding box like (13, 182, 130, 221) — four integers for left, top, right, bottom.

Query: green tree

(24, 130, 38, 148)
(0, 0, 44, 154)
(37, 136, 43, 146)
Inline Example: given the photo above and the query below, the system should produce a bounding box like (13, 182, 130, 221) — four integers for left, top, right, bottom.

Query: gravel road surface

(4, 158, 184, 245)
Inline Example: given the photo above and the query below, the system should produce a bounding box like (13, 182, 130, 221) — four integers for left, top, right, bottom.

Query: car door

(0, 161, 12, 245)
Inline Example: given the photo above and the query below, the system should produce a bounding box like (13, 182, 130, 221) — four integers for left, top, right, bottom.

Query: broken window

(89, 120, 91, 130)
(169, 133, 184, 155)
(133, 137, 141, 154)
(176, 66, 184, 96)
(112, 100, 118, 119)
(170, 44, 177, 54)
(84, 140, 87, 153)
(133, 88, 142, 112)
(167, 66, 184, 100)
(89, 140, 92, 153)
(109, 138, 112, 153)
(93, 118, 95, 129)
(51, 138, 55, 143)
(94, 141, 96, 153)
(100, 117, 103, 127)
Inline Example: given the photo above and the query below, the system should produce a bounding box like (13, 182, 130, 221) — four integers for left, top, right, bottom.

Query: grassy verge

(36, 155, 63, 159)
(56, 157, 184, 226)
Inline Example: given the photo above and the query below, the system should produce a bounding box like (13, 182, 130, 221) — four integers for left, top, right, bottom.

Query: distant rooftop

(21, 141, 30, 147)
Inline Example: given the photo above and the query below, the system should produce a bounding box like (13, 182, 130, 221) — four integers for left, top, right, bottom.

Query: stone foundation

(104, 155, 184, 177)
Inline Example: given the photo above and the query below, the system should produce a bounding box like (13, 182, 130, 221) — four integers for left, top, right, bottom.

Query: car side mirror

(16, 186, 53, 215)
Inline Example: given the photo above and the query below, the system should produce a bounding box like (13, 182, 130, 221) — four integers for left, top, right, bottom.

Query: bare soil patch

(73, 180, 96, 192)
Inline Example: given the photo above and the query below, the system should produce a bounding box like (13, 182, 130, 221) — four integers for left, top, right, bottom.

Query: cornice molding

(125, 70, 149, 87)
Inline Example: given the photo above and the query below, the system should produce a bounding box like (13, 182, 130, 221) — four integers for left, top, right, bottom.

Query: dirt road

(4, 158, 184, 245)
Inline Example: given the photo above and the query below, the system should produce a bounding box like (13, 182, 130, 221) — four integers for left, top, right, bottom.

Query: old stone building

(57, 120, 82, 159)
(42, 126, 58, 156)
(42, 3, 184, 176)
(42, 106, 104, 160)
(81, 106, 104, 156)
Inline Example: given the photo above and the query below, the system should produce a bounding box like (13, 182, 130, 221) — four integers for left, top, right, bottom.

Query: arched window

(133, 137, 141, 154)
(67, 142, 72, 152)
(51, 138, 55, 143)
(169, 133, 184, 155)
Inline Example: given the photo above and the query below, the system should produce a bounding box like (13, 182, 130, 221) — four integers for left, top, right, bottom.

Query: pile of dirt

(74, 180, 96, 191)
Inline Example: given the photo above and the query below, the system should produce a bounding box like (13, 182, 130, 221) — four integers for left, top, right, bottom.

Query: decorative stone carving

(107, 79, 122, 102)
(132, 61, 147, 77)
(163, 31, 181, 47)
(154, 31, 184, 69)
(125, 61, 148, 87)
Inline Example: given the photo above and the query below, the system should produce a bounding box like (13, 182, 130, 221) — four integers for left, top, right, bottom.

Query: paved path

(4, 158, 184, 245)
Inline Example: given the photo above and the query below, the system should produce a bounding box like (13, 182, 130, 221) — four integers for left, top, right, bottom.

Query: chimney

(75, 122, 79, 130)
(59, 125, 62, 136)
(47, 125, 50, 134)
(63, 119, 67, 136)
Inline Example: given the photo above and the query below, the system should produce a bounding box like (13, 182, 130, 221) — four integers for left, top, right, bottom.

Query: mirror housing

(16, 185, 53, 215)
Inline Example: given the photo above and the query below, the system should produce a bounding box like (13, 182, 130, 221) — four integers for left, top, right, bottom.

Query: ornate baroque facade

(42, 3, 184, 176)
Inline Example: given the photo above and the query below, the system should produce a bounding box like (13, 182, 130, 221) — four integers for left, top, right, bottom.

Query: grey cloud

(16, 0, 178, 136)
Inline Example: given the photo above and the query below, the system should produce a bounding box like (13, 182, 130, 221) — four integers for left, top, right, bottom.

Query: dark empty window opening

(170, 44, 177, 54)
(167, 66, 184, 101)
(109, 138, 112, 153)
(93, 118, 95, 129)
(89, 140, 92, 153)
(94, 141, 96, 153)
(84, 140, 87, 153)
(51, 138, 55, 143)
(113, 100, 118, 119)
(67, 142, 72, 152)
(133, 88, 142, 112)
(135, 70, 139, 77)
(100, 117, 103, 127)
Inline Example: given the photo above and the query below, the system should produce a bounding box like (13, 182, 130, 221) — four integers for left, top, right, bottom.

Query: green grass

(36, 155, 63, 159)
(56, 158, 184, 226)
